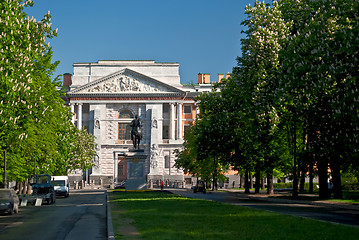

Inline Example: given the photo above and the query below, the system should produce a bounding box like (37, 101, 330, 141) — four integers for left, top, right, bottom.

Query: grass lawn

(109, 190, 359, 240)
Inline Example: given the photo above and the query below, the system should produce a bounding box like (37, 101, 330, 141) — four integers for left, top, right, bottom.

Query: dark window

(163, 125, 169, 139)
(183, 105, 192, 114)
(119, 110, 133, 118)
(163, 104, 169, 113)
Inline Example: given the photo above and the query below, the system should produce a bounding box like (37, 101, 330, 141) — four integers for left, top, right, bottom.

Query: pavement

(225, 189, 359, 211)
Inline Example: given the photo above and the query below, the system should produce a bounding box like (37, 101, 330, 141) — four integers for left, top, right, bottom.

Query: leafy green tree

(0, 0, 95, 184)
(279, 0, 359, 198)
(174, 88, 231, 189)
(230, 0, 291, 195)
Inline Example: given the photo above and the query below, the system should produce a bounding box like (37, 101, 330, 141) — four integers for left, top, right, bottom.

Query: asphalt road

(0, 189, 107, 240)
(170, 189, 359, 228)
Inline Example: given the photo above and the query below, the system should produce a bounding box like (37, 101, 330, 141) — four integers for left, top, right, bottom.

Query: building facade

(64, 60, 217, 189)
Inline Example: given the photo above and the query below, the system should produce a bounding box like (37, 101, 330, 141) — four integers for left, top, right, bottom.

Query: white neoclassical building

(63, 60, 219, 189)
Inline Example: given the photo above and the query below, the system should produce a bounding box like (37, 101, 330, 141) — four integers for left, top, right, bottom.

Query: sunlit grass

(329, 199, 359, 204)
(109, 190, 359, 240)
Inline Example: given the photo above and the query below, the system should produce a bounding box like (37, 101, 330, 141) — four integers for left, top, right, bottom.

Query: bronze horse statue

(130, 115, 142, 149)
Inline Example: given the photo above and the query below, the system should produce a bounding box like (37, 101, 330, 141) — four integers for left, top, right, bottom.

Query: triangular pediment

(70, 68, 183, 95)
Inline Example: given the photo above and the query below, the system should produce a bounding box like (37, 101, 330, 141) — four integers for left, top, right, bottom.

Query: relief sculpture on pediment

(86, 74, 165, 93)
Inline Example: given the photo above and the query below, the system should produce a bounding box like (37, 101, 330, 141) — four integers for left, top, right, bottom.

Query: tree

(0, 0, 96, 185)
(279, 0, 359, 198)
(230, 0, 291, 195)
(174, 88, 231, 189)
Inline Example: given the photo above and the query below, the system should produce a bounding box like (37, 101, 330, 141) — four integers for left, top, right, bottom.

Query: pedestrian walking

(160, 180, 164, 191)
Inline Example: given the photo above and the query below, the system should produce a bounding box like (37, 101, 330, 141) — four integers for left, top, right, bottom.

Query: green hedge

(342, 182, 359, 191)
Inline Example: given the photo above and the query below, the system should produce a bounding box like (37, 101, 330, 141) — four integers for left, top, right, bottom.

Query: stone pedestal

(124, 150, 148, 190)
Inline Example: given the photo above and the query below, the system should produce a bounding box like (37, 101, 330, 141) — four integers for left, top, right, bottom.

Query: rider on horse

(130, 115, 142, 149)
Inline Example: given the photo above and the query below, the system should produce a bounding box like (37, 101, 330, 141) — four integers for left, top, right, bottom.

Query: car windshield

(0, 190, 11, 199)
(37, 176, 50, 184)
(52, 180, 65, 186)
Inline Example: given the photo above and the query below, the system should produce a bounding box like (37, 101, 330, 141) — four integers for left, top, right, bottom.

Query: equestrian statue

(130, 115, 142, 149)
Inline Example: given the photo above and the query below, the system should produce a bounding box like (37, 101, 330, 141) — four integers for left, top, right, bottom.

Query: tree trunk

(240, 175, 245, 188)
(267, 172, 274, 195)
(26, 179, 32, 194)
(309, 156, 314, 194)
(299, 169, 306, 192)
(292, 111, 299, 199)
(255, 167, 260, 194)
(22, 181, 27, 195)
(249, 172, 253, 189)
(245, 171, 250, 194)
(330, 156, 343, 199)
(19, 182, 23, 195)
(261, 178, 265, 189)
(212, 155, 216, 191)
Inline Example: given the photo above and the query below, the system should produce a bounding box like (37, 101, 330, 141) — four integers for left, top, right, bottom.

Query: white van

(52, 176, 70, 198)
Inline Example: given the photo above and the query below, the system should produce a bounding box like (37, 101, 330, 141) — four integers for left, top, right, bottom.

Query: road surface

(0, 189, 107, 240)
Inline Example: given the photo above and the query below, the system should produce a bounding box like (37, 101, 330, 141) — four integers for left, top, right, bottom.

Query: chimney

(198, 73, 210, 84)
(218, 73, 225, 82)
(225, 72, 231, 79)
(63, 73, 72, 87)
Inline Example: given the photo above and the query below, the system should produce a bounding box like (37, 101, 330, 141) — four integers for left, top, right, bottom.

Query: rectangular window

(119, 123, 131, 140)
(183, 105, 192, 114)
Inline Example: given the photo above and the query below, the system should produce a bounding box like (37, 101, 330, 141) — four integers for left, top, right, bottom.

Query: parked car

(192, 180, 206, 193)
(0, 189, 19, 215)
(52, 176, 70, 198)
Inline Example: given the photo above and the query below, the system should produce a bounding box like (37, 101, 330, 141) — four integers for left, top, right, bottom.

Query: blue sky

(25, 0, 258, 84)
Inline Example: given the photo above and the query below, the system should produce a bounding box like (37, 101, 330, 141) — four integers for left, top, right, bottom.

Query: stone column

(177, 103, 183, 140)
(169, 103, 175, 140)
(70, 103, 75, 125)
(77, 103, 83, 130)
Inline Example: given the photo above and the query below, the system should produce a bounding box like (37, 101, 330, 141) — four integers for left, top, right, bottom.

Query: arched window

(119, 110, 133, 119)
(118, 110, 133, 140)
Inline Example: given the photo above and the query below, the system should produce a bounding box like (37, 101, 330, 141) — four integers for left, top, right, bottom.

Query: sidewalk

(225, 189, 359, 211)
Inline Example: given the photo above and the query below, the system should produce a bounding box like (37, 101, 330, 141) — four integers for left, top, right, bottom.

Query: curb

(106, 191, 115, 239)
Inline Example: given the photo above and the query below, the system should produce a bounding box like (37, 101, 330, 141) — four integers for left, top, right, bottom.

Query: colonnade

(169, 103, 183, 140)
(70, 102, 186, 140)
(70, 103, 82, 130)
